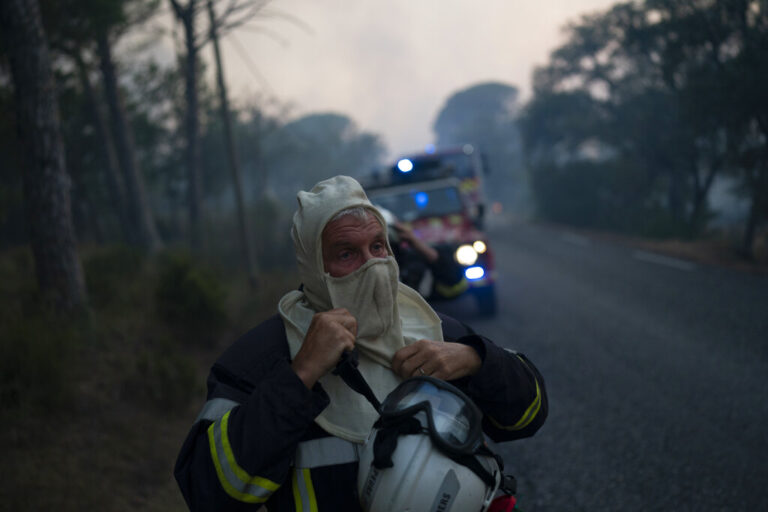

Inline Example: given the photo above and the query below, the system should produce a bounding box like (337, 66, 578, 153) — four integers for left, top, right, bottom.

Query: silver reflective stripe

(294, 437, 360, 468)
(292, 468, 314, 511)
(195, 397, 239, 423)
(209, 412, 277, 502)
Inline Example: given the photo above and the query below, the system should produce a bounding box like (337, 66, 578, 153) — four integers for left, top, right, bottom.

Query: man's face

(322, 212, 388, 277)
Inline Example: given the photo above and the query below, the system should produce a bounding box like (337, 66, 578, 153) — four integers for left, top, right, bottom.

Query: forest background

(1, 0, 766, 509)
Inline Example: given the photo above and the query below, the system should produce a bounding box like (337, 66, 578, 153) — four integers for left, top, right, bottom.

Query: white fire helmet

(373, 204, 400, 244)
(356, 376, 503, 512)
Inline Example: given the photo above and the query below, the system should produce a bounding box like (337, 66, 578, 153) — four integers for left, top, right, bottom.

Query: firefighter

(174, 175, 547, 511)
(388, 215, 470, 301)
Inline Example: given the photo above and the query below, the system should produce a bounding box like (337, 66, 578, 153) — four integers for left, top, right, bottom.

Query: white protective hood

(278, 175, 443, 443)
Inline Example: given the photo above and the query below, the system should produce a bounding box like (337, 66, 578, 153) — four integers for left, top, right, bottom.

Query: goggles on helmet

(378, 376, 485, 457)
(372, 376, 502, 490)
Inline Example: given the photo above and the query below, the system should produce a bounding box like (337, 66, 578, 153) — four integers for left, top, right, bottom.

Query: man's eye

(372, 243, 386, 254)
(338, 250, 353, 260)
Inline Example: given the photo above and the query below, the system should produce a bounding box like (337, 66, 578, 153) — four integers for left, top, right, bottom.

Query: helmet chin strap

(371, 415, 422, 469)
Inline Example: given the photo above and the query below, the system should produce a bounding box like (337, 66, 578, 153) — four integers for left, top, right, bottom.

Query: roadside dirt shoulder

(546, 222, 768, 275)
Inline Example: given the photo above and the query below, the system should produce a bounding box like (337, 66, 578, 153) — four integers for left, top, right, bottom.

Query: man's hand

(291, 308, 357, 389)
(391, 340, 481, 381)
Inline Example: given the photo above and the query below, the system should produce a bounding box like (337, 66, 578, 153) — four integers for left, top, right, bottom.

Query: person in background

(378, 205, 469, 301)
(174, 175, 547, 511)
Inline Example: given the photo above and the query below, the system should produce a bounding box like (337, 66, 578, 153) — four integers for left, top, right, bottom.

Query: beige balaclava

(278, 175, 443, 443)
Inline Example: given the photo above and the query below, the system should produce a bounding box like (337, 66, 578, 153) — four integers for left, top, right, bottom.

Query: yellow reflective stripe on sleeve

(434, 277, 469, 298)
(303, 469, 318, 512)
(207, 410, 280, 503)
(488, 356, 543, 431)
(459, 179, 479, 192)
(291, 469, 301, 510)
(291, 467, 318, 512)
(489, 378, 541, 431)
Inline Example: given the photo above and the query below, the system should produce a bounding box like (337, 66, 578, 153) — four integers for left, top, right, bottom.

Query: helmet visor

(381, 377, 482, 452)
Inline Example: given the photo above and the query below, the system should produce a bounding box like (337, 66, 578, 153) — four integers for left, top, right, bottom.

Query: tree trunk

(251, 111, 266, 262)
(206, 0, 257, 285)
(170, 0, 204, 250)
(741, 188, 758, 260)
(741, 161, 768, 260)
(667, 168, 685, 228)
(0, 0, 87, 311)
(687, 156, 720, 236)
(72, 50, 130, 241)
(252, 111, 267, 197)
(96, 29, 162, 252)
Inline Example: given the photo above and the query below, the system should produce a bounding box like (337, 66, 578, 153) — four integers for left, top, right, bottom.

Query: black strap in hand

(332, 350, 382, 412)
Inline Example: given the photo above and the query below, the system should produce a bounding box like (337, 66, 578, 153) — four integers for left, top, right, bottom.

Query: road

(432, 220, 768, 511)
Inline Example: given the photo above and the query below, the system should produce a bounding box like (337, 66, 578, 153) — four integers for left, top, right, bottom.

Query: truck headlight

(472, 240, 487, 254)
(455, 244, 478, 265)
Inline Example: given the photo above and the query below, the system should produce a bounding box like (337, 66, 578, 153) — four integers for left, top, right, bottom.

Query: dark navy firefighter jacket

(174, 312, 547, 511)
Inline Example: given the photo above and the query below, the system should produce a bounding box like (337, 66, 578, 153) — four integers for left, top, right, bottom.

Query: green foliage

(529, 158, 694, 237)
(0, 313, 81, 412)
(523, 0, 768, 246)
(530, 160, 620, 229)
(264, 112, 387, 203)
(83, 245, 146, 307)
(251, 197, 295, 270)
(434, 82, 520, 144)
(154, 250, 228, 347)
(0, 246, 221, 419)
(0, 245, 210, 512)
(0, 248, 81, 413)
(123, 336, 201, 412)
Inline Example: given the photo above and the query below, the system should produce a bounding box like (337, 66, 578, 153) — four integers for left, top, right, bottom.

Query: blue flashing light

(425, 144, 436, 154)
(414, 191, 429, 209)
(397, 159, 414, 173)
(465, 266, 485, 280)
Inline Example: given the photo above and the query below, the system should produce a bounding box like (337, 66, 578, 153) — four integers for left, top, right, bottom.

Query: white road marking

(632, 250, 697, 271)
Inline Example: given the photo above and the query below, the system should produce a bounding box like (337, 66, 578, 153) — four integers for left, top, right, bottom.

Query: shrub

(83, 245, 146, 308)
(0, 249, 83, 413)
(123, 337, 201, 412)
(0, 312, 81, 413)
(154, 251, 227, 347)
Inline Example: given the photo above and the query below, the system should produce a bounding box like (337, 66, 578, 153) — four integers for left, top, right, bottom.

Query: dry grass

(0, 246, 297, 511)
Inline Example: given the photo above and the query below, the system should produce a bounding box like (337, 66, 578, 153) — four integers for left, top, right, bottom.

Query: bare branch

(169, 0, 185, 18)
(208, 0, 270, 37)
(255, 7, 315, 36)
(235, 23, 290, 47)
(225, 32, 275, 95)
(206, 0, 312, 39)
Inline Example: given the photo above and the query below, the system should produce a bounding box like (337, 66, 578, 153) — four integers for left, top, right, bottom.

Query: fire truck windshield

(369, 185, 463, 222)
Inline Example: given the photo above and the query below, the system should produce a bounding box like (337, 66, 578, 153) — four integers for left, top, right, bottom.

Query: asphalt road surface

(432, 220, 768, 511)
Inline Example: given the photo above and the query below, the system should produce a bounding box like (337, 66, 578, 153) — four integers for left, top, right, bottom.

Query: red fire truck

(363, 150, 497, 316)
(365, 144, 490, 229)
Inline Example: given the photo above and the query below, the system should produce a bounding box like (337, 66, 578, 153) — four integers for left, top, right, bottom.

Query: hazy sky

(206, 0, 618, 159)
